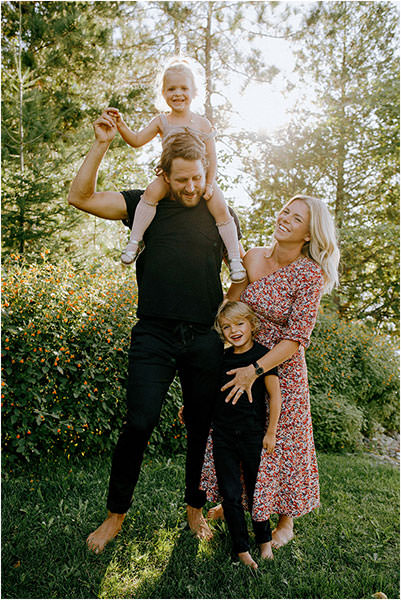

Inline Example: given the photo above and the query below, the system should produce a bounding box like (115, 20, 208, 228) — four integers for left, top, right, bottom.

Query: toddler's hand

(106, 107, 124, 127)
(203, 184, 214, 201)
(263, 431, 276, 454)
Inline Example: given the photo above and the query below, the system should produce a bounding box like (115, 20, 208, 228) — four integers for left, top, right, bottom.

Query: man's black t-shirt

(122, 190, 241, 326)
(212, 342, 279, 433)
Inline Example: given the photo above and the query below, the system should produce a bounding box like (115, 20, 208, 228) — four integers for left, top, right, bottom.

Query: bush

(310, 392, 365, 452)
(2, 259, 398, 463)
(307, 310, 399, 435)
(1, 256, 188, 464)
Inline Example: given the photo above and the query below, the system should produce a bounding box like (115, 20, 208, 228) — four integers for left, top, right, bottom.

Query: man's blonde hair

(214, 301, 260, 341)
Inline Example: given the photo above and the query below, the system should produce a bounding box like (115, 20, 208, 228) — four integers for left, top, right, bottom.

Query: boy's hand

(203, 184, 214, 201)
(263, 431, 276, 454)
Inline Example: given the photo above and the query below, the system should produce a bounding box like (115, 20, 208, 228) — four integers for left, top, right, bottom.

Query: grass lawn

(1, 452, 399, 599)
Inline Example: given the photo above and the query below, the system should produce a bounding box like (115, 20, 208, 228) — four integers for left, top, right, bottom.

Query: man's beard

(169, 186, 203, 207)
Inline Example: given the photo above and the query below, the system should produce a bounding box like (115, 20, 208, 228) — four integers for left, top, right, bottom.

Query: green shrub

(310, 392, 365, 452)
(1, 256, 188, 464)
(2, 259, 398, 463)
(307, 310, 399, 435)
(2, 256, 131, 462)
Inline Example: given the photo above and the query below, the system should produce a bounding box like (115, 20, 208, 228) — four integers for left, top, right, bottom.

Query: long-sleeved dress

(200, 256, 324, 520)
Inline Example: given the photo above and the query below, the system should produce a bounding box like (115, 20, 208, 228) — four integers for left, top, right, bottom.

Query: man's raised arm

(68, 111, 128, 220)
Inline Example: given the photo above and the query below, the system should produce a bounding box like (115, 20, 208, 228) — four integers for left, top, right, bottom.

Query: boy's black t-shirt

(122, 190, 241, 326)
(213, 342, 279, 433)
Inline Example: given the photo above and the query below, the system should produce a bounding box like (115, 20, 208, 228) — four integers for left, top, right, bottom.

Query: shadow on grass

(97, 517, 270, 599)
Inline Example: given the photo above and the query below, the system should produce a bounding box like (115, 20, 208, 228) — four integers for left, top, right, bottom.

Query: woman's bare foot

(186, 505, 213, 540)
(260, 541, 274, 560)
(207, 503, 225, 520)
(238, 551, 258, 569)
(86, 511, 126, 554)
(271, 515, 294, 548)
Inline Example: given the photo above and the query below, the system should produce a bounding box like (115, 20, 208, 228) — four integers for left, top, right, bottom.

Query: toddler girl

(107, 58, 246, 283)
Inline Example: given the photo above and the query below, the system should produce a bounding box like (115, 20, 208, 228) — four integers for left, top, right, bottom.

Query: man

(68, 110, 242, 554)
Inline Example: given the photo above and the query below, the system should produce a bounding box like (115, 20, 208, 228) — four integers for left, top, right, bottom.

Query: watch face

(254, 363, 264, 376)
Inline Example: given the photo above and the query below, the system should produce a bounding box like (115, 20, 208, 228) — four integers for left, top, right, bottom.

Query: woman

(201, 194, 340, 548)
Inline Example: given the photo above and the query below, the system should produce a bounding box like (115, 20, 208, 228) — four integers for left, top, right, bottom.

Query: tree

(241, 1, 399, 334)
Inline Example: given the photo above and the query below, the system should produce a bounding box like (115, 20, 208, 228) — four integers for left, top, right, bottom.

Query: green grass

(1, 453, 399, 599)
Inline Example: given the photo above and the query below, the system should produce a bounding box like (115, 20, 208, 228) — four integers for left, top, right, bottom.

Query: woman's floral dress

(200, 256, 324, 520)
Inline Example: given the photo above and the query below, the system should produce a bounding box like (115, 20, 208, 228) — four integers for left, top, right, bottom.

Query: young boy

(210, 300, 282, 569)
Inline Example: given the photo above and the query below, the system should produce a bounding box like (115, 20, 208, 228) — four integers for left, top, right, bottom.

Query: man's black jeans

(212, 427, 272, 554)
(107, 317, 224, 514)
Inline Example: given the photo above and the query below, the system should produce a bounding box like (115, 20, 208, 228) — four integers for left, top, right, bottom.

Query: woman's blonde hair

(280, 195, 340, 294)
(214, 301, 260, 341)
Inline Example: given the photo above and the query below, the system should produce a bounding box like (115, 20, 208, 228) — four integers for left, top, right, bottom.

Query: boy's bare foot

(86, 511, 126, 554)
(207, 503, 225, 520)
(271, 515, 294, 548)
(238, 551, 258, 569)
(186, 505, 213, 540)
(260, 541, 274, 560)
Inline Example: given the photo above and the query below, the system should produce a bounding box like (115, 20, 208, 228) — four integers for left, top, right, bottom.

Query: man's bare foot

(207, 503, 225, 520)
(186, 505, 213, 540)
(271, 515, 294, 548)
(260, 541, 274, 560)
(86, 511, 126, 554)
(238, 551, 258, 569)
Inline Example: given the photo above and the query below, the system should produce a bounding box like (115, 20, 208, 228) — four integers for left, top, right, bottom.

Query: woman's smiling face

(274, 199, 311, 245)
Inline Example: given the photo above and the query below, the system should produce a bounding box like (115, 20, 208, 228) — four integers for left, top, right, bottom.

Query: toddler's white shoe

(121, 240, 144, 265)
(229, 258, 247, 283)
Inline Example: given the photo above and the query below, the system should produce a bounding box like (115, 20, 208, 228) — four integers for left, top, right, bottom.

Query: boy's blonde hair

(214, 301, 260, 341)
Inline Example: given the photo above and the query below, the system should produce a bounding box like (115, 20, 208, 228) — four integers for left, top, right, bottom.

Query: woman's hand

(263, 431, 276, 454)
(221, 365, 256, 405)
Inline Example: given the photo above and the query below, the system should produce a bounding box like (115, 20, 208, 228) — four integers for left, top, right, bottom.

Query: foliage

(1, 1, 399, 335)
(1, 1, 158, 260)
(2, 453, 399, 599)
(310, 392, 364, 452)
(307, 310, 399, 436)
(1, 257, 188, 463)
(2, 256, 133, 462)
(2, 261, 398, 464)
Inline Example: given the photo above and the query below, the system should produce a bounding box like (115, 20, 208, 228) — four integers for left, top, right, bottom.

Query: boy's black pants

(212, 427, 272, 554)
(107, 317, 224, 514)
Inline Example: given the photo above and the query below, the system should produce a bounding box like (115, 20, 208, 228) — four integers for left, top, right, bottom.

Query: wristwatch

(253, 361, 264, 377)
